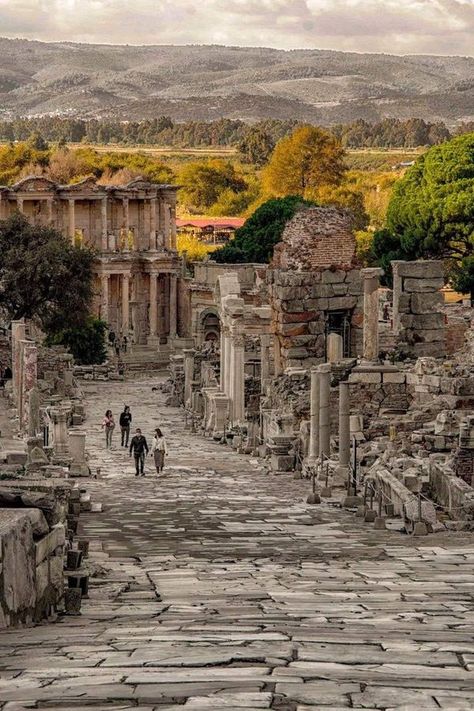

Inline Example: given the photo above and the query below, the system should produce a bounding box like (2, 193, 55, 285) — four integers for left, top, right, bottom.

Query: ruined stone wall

(272, 206, 357, 271)
(393, 261, 446, 358)
(267, 269, 363, 369)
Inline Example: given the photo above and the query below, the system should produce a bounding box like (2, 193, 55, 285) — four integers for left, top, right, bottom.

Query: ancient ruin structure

(0, 176, 182, 347)
(173, 202, 473, 533)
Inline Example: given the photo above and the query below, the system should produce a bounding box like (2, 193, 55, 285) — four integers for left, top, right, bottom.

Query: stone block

(5, 451, 27, 465)
(321, 269, 348, 283)
(382, 372, 406, 384)
(399, 313, 445, 330)
(410, 292, 444, 314)
(280, 323, 309, 337)
(278, 310, 318, 324)
(35, 524, 65, 566)
(327, 296, 357, 310)
(395, 260, 445, 279)
(403, 277, 445, 292)
(348, 371, 382, 384)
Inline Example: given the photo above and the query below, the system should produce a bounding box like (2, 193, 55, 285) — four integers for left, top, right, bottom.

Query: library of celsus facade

(0, 175, 182, 346)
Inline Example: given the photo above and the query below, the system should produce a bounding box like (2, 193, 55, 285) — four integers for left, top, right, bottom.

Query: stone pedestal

(69, 432, 90, 477)
(51, 408, 70, 464)
(269, 435, 295, 474)
(361, 267, 383, 362)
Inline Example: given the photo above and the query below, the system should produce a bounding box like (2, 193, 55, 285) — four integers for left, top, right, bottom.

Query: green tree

(0, 213, 95, 335)
(262, 125, 345, 198)
(178, 160, 247, 213)
(373, 133, 474, 294)
(238, 126, 275, 167)
(46, 317, 107, 365)
(213, 196, 315, 264)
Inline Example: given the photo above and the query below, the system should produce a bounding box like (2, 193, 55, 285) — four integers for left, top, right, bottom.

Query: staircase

(118, 344, 171, 372)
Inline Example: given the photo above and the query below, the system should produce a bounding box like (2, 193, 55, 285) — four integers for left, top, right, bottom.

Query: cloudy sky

(0, 0, 473, 55)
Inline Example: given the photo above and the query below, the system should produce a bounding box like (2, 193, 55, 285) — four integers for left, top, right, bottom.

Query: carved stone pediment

(63, 175, 104, 194)
(11, 176, 56, 193)
(125, 177, 153, 191)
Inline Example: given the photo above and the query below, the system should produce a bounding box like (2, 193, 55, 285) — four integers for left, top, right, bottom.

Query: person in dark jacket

(129, 428, 149, 476)
(119, 405, 132, 447)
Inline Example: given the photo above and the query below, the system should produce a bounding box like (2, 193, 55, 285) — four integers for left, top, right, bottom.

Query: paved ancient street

(2, 375, 474, 710)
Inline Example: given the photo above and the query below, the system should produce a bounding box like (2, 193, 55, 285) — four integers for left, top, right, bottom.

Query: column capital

(317, 363, 331, 374)
(361, 267, 384, 281)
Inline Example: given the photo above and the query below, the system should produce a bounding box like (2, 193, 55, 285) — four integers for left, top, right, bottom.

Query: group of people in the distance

(101, 406, 168, 476)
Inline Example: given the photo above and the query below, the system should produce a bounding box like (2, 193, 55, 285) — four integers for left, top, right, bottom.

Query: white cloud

(0, 0, 472, 55)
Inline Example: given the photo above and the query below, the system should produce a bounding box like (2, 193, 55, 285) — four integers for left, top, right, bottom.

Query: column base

(147, 335, 160, 346)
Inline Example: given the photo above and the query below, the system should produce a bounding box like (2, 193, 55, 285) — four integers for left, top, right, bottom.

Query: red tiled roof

(176, 218, 245, 229)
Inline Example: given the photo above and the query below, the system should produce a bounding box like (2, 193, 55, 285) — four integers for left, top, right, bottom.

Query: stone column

(220, 329, 227, 392)
(101, 274, 110, 325)
(260, 334, 271, 393)
(68, 199, 75, 243)
(150, 197, 157, 249)
(362, 267, 384, 362)
(123, 197, 129, 231)
(163, 202, 171, 249)
(338, 381, 350, 472)
(231, 334, 245, 424)
(183, 349, 196, 408)
(20, 341, 37, 432)
(308, 366, 320, 462)
(169, 274, 178, 339)
(28, 386, 41, 437)
(47, 197, 54, 226)
(170, 204, 177, 251)
(327, 332, 343, 363)
(224, 332, 232, 397)
(17, 196, 24, 213)
(122, 272, 130, 336)
(101, 197, 108, 252)
(148, 272, 159, 344)
(318, 363, 331, 458)
(11, 320, 26, 407)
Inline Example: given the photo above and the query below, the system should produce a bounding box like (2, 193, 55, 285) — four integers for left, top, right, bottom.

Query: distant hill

(0, 38, 473, 125)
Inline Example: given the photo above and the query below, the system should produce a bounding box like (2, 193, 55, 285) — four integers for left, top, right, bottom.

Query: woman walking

(102, 409, 115, 448)
(151, 428, 168, 474)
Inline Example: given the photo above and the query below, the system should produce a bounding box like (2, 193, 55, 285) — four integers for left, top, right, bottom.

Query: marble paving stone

(1, 376, 474, 710)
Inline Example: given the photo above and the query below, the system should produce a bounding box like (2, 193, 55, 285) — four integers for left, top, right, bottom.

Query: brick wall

(272, 206, 357, 271)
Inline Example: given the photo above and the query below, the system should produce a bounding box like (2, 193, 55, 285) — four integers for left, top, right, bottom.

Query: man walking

(119, 405, 132, 447)
(129, 428, 149, 476)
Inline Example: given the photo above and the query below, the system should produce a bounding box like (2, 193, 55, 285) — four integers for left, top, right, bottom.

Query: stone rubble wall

(267, 269, 363, 369)
(393, 261, 446, 358)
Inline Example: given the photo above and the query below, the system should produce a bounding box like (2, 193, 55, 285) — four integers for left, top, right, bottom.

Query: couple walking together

(102, 406, 168, 476)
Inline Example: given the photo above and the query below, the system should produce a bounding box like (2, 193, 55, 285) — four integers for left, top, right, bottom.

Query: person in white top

(151, 427, 168, 474)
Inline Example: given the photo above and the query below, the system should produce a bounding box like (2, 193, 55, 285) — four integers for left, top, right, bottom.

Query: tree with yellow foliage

(262, 125, 346, 198)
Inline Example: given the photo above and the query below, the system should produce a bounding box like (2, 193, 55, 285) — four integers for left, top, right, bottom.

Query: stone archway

(199, 308, 220, 344)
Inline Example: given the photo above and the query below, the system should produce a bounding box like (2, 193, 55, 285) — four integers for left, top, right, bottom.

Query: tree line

(0, 116, 471, 150)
